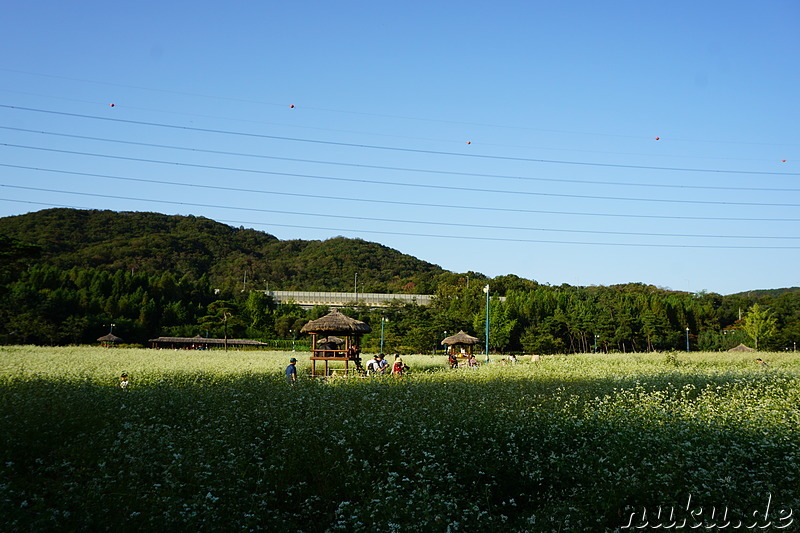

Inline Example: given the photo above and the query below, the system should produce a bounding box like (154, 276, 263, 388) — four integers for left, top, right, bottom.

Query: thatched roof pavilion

(442, 330, 479, 357)
(97, 333, 123, 346)
(728, 343, 755, 352)
(301, 309, 372, 376)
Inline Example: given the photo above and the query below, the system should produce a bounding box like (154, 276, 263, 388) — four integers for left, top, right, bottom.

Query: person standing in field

(119, 372, 129, 390)
(286, 357, 298, 385)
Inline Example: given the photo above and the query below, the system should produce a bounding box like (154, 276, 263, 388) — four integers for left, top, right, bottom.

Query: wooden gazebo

(442, 330, 480, 359)
(301, 309, 372, 376)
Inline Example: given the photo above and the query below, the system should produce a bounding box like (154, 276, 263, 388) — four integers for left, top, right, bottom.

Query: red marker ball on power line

(782, 159, 787, 162)
(466, 141, 471, 144)
(655, 136, 660, 140)
(289, 104, 295, 108)
(110, 103, 115, 107)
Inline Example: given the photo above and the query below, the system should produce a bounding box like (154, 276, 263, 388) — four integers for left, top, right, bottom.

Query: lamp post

(685, 326, 690, 352)
(223, 312, 230, 352)
(380, 316, 388, 354)
(483, 284, 490, 363)
(290, 329, 295, 352)
(594, 334, 599, 354)
(443, 330, 448, 355)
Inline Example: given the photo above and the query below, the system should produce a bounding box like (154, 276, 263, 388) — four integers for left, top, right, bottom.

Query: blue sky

(1, 1, 798, 295)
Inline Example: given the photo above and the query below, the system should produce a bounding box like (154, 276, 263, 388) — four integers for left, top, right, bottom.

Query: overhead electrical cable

(3, 69, 795, 148)
(3, 143, 800, 208)
(4, 163, 800, 223)
(2, 184, 799, 242)
(2, 196, 795, 250)
(2, 104, 798, 177)
(3, 126, 799, 193)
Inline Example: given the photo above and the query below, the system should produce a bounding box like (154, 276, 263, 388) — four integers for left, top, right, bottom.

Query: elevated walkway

(263, 290, 434, 309)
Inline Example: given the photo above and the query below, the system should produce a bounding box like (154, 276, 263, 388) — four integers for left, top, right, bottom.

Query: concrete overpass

(262, 290, 434, 309)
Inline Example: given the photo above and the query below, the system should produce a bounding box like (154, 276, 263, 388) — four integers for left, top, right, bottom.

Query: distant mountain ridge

(0, 208, 445, 294)
(728, 287, 800, 298)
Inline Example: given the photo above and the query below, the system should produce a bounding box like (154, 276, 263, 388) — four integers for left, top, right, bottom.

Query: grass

(1, 347, 798, 531)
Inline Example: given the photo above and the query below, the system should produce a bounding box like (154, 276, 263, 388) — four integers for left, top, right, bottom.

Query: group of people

(367, 353, 408, 376)
(286, 353, 409, 383)
(448, 353, 479, 369)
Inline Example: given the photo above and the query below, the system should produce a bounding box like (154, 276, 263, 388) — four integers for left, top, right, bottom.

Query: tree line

(0, 262, 797, 353)
(0, 209, 798, 352)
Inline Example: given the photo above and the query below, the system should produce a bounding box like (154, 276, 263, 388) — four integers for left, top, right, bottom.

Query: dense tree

(741, 303, 778, 350)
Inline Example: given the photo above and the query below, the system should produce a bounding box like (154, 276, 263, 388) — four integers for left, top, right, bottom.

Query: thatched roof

(728, 343, 756, 352)
(97, 333, 123, 343)
(300, 309, 372, 334)
(442, 330, 479, 346)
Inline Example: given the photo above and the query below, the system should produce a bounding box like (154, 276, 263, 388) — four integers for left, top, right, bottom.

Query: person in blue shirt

(286, 357, 298, 385)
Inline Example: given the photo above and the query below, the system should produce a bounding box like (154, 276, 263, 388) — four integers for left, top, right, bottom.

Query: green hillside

(0, 208, 444, 294)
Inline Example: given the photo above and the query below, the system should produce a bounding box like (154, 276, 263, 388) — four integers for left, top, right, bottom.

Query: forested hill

(0, 208, 445, 293)
(729, 287, 800, 298)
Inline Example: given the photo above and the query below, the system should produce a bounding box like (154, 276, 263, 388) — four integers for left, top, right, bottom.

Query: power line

(3, 68, 796, 148)
(4, 143, 800, 208)
(2, 197, 798, 250)
(2, 184, 799, 242)
(2, 104, 798, 177)
(3, 125, 800, 193)
(4, 163, 800, 223)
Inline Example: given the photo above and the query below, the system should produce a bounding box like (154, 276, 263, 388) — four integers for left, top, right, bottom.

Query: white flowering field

(1, 346, 798, 531)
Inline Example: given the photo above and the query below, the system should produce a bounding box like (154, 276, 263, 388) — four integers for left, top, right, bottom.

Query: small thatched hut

(301, 309, 372, 376)
(97, 333, 123, 347)
(728, 343, 756, 352)
(442, 330, 479, 357)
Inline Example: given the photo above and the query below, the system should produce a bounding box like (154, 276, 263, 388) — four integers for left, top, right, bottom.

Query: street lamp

(290, 329, 295, 352)
(483, 284, 490, 363)
(594, 334, 599, 354)
(380, 316, 388, 354)
(685, 326, 690, 352)
(443, 330, 448, 355)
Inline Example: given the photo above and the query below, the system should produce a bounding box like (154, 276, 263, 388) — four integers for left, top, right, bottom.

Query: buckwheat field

(1, 346, 798, 531)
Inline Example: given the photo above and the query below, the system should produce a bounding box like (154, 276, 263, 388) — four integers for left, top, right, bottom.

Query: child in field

(119, 372, 129, 390)
(448, 353, 458, 369)
(392, 355, 407, 376)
